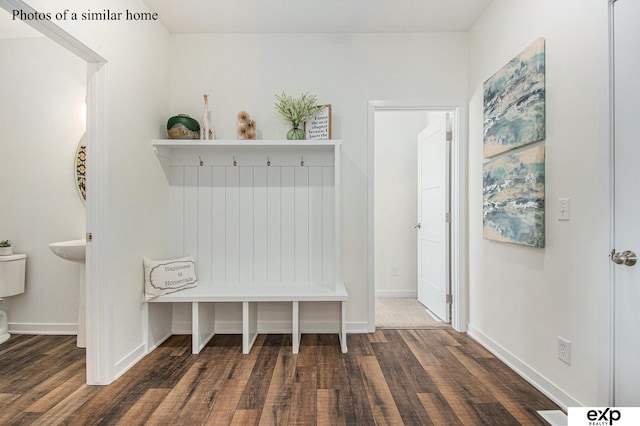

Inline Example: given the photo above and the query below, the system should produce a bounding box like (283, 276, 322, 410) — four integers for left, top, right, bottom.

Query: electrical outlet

(558, 337, 571, 365)
(559, 198, 571, 221)
(391, 267, 399, 277)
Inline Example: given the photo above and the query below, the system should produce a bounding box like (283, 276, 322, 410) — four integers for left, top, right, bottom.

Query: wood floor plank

(287, 365, 317, 425)
(30, 384, 101, 426)
(237, 336, 282, 411)
(63, 346, 197, 424)
(317, 388, 346, 426)
(115, 388, 170, 426)
(399, 329, 444, 367)
(368, 329, 388, 343)
(371, 330, 435, 423)
(448, 345, 552, 425)
(204, 337, 262, 425)
(380, 329, 438, 393)
(25, 367, 87, 413)
(0, 353, 85, 423)
(174, 354, 238, 425)
(0, 331, 562, 425)
(418, 392, 463, 426)
(316, 343, 342, 390)
(0, 394, 20, 405)
(230, 409, 260, 426)
(258, 348, 296, 425)
(357, 355, 404, 425)
(338, 350, 376, 425)
(145, 361, 209, 424)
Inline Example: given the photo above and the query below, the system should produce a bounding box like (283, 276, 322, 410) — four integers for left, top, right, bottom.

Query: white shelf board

(146, 281, 348, 303)
(152, 139, 341, 149)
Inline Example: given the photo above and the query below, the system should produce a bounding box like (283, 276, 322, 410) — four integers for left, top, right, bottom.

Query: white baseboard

(172, 321, 192, 335)
(147, 332, 172, 353)
(375, 290, 417, 298)
(467, 323, 583, 410)
(9, 322, 77, 335)
(112, 342, 147, 382)
(346, 321, 369, 333)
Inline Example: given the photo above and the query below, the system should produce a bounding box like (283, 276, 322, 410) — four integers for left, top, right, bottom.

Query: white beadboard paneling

(294, 167, 310, 283)
(239, 167, 254, 282)
(267, 167, 282, 282)
(323, 167, 336, 285)
(167, 151, 337, 288)
(198, 167, 213, 282)
(184, 167, 199, 260)
(253, 167, 268, 282)
(309, 167, 323, 284)
(169, 166, 184, 258)
(212, 167, 226, 282)
(225, 167, 240, 281)
(281, 167, 296, 283)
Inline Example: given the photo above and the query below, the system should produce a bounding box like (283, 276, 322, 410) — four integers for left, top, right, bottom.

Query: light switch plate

(559, 198, 571, 221)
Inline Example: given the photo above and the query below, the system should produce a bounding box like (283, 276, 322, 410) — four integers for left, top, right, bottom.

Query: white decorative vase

(0, 247, 12, 256)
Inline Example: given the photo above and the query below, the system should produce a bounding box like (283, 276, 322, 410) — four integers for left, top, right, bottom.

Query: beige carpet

(375, 297, 449, 329)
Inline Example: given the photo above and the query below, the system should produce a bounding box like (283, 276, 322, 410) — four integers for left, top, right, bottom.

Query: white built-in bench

(147, 282, 348, 354)
(149, 139, 347, 355)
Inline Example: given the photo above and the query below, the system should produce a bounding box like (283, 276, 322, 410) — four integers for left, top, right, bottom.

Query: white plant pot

(0, 247, 12, 256)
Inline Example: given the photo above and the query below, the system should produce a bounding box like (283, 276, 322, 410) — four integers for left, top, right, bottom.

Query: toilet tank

(0, 254, 26, 297)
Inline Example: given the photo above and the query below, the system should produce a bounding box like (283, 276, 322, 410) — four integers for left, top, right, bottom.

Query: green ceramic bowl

(167, 114, 200, 139)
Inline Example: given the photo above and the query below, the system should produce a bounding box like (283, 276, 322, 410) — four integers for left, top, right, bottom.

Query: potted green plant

(274, 91, 322, 140)
(0, 240, 12, 256)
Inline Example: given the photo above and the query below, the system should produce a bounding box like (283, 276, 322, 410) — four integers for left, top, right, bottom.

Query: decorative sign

(305, 104, 332, 140)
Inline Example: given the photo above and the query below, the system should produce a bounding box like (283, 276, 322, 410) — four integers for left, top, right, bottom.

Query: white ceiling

(0, 1, 494, 39)
(142, 0, 494, 34)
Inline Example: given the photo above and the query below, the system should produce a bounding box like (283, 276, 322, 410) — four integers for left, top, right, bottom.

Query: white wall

(39, 0, 172, 381)
(169, 33, 469, 330)
(374, 110, 426, 297)
(467, 0, 610, 407)
(0, 35, 86, 333)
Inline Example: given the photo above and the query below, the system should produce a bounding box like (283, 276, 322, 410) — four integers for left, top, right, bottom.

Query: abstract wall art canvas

(483, 144, 545, 248)
(483, 38, 545, 158)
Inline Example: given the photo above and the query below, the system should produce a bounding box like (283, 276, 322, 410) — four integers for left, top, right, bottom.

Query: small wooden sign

(304, 104, 332, 140)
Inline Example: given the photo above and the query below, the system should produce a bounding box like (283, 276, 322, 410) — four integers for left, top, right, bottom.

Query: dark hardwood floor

(0, 330, 560, 425)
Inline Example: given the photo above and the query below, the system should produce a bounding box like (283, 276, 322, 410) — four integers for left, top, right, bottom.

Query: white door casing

(612, 0, 640, 406)
(417, 114, 450, 322)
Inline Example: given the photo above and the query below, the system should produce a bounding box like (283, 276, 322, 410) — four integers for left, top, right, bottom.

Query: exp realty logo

(569, 407, 640, 426)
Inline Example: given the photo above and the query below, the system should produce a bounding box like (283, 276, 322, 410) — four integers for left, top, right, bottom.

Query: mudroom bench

(148, 140, 347, 356)
(147, 281, 348, 354)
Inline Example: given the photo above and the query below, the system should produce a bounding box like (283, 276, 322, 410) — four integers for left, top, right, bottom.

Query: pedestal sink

(48, 239, 86, 348)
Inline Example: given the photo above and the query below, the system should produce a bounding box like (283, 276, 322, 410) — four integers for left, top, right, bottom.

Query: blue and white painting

(483, 145, 545, 248)
(484, 38, 545, 158)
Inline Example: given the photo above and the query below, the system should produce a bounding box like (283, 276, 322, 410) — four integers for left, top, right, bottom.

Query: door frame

(367, 101, 467, 332)
(0, 0, 111, 384)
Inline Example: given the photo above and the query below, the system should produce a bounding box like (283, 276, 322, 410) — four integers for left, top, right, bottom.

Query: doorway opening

(367, 101, 467, 332)
(0, 0, 109, 384)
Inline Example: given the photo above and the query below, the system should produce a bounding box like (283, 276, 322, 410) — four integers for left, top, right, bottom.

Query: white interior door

(417, 115, 450, 322)
(612, 0, 640, 406)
